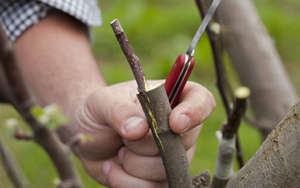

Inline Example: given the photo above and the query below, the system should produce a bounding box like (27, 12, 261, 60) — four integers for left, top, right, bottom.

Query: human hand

(71, 80, 215, 187)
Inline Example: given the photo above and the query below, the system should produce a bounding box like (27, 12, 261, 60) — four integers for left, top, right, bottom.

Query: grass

(0, 0, 299, 187)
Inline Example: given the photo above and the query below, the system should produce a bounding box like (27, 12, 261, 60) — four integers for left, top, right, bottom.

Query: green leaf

(30, 106, 44, 118)
(30, 104, 68, 129)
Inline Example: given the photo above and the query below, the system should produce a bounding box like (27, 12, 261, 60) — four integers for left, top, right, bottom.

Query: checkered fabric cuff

(0, 0, 102, 42)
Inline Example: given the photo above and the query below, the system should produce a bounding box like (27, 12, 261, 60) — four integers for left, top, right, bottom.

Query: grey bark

(137, 85, 193, 188)
(226, 101, 300, 187)
(217, 0, 298, 137)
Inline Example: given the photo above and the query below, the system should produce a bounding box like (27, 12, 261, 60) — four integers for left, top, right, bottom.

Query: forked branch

(211, 87, 249, 188)
(194, 0, 245, 168)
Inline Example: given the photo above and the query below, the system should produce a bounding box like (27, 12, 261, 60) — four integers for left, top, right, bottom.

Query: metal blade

(186, 0, 222, 56)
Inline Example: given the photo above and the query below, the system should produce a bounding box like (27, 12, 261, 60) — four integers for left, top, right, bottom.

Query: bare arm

(14, 10, 106, 117)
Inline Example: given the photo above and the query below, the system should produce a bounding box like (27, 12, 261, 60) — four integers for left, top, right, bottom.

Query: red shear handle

(164, 53, 195, 108)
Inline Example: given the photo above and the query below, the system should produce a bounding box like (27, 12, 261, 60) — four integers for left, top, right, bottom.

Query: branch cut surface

(138, 85, 193, 188)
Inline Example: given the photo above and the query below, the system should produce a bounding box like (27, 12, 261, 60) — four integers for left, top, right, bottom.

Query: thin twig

(0, 139, 29, 188)
(222, 87, 249, 139)
(194, 0, 231, 118)
(235, 135, 244, 167)
(194, 0, 244, 168)
(0, 26, 83, 188)
(110, 19, 147, 93)
(211, 87, 249, 188)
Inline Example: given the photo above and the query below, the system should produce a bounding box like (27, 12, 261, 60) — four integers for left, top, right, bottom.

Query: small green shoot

(31, 104, 68, 129)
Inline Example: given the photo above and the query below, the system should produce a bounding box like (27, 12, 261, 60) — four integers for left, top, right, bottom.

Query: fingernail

(122, 116, 144, 135)
(102, 162, 111, 177)
(176, 114, 191, 133)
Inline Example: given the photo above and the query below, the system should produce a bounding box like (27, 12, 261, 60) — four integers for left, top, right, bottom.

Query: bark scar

(144, 95, 165, 152)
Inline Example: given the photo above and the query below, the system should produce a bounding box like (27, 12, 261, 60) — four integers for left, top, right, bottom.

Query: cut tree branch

(211, 87, 249, 188)
(137, 86, 193, 188)
(0, 26, 82, 188)
(194, 0, 244, 168)
(111, 19, 193, 188)
(222, 87, 249, 140)
(194, 0, 231, 118)
(0, 139, 29, 188)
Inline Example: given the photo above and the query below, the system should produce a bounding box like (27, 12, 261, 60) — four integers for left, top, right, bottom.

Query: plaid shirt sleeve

(0, 0, 102, 42)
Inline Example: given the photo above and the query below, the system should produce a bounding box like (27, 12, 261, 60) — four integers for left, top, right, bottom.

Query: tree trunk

(226, 101, 300, 188)
(217, 0, 298, 137)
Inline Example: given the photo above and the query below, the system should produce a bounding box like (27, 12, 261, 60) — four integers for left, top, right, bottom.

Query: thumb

(84, 86, 149, 141)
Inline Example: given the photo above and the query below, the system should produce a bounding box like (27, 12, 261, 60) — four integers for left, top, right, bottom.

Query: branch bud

(210, 22, 221, 35)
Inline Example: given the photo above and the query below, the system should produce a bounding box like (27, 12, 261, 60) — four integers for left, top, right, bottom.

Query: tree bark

(137, 85, 193, 188)
(226, 101, 300, 188)
(217, 0, 298, 137)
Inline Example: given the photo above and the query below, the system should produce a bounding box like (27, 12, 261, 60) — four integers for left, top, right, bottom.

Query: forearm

(14, 11, 106, 117)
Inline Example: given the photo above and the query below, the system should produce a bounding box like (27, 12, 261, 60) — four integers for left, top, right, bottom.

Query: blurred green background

(1, 0, 299, 187)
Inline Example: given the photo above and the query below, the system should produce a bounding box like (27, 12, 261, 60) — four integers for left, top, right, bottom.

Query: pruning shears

(164, 0, 222, 108)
